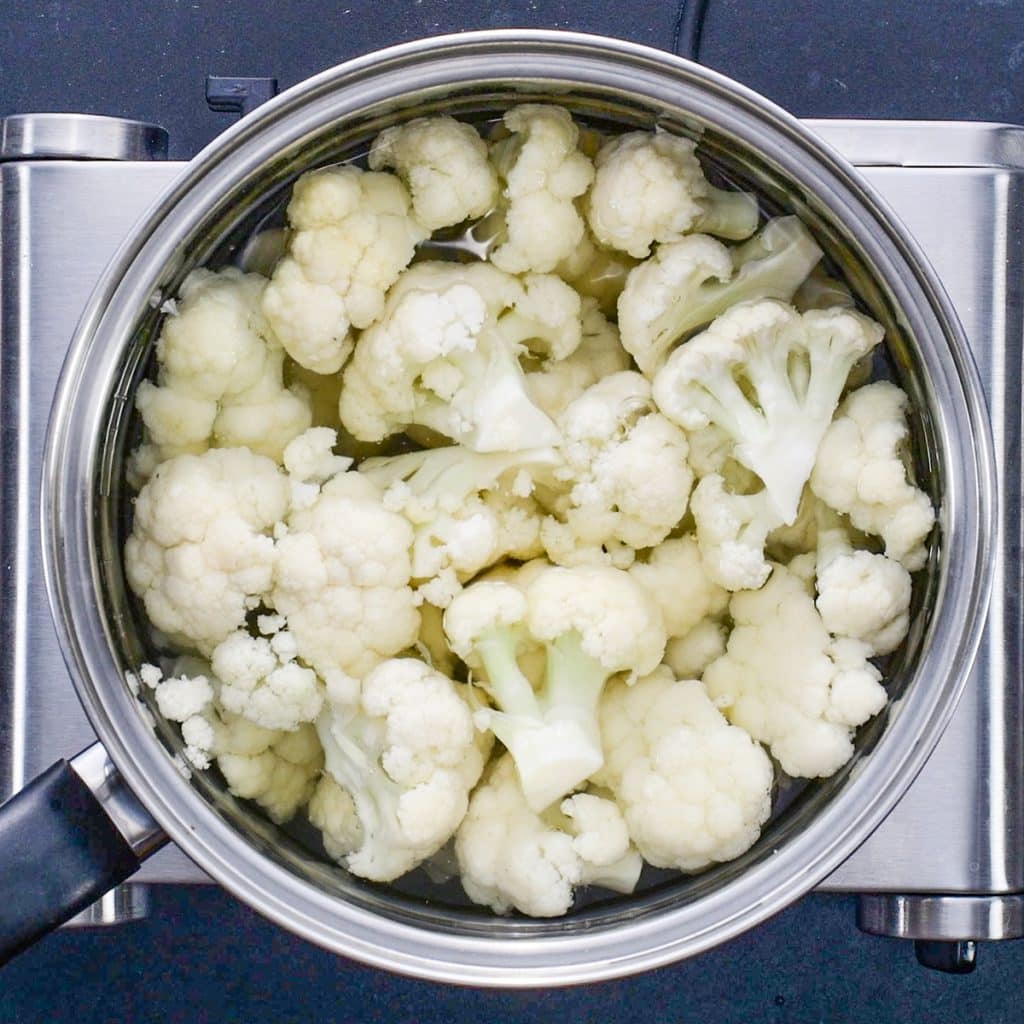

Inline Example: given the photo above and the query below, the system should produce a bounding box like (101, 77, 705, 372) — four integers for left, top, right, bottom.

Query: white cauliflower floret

(282, 427, 353, 484)
(628, 536, 729, 641)
(339, 261, 577, 452)
(141, 658, 323, 821)
(810, 381, 935, 571)
(814, 508, 912, 656)
(653, 300, 883, 525)
(213, 713, 323, 824)
(443, 565, 666, 811)
(664, 619, 728, 679)
(619, 217, 823, 375)
(703, 557, 887, 778)
(360, 445, 555, 607)
(595, 669, 773, 871)
(586, 131, 758, 258)
(307, 775, 362, 861)
(210, 629, 323, 731)
(124, 448, 288, 655)
(272, 471, 420, 684)
(524, 299, 632, 420)
(688, 474, 777, 591)
(262, 165, 427, 374)
(542, 372, 693, 563)
(369, 115, 499, 231)
(315, 658, 490, 882)
(455, 755, 642, 917)
(151, 671, 214, 725)
(489, 105, 595, 274)
(135, 268, 312, 464)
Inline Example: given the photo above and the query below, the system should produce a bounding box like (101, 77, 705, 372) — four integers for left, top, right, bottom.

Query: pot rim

(41, 29, 996, 985)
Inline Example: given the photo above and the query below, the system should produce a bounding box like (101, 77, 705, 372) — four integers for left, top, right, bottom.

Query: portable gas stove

(1, 100, 1020, 974)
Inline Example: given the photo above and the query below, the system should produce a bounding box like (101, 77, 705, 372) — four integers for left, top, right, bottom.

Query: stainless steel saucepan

(0, 31, 995, 985)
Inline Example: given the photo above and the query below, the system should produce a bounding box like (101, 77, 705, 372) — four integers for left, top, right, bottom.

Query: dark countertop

(3, 1, 1024, 1020)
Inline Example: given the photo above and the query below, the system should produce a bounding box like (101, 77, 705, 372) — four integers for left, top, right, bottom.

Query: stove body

(1, 116, 1021, 960)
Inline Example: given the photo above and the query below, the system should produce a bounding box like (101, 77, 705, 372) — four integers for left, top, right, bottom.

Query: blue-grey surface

(3, 0, 1024, 1019)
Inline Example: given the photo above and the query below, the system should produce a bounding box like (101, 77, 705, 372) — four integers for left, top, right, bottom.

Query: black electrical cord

(672, 0, 710, 62)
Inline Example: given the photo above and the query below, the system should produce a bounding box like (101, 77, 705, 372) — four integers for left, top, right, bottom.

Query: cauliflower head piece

(369, 115, 499, 231)
(360, 444, 554, 608)
(135, 268, 312, 466)
(653, 300, 883, 526)
(262, 165, 427, 374)
(586, 130, 758, 258)
(619, 217, 823, 375)
(455, 754, 642, 917)
(703, 557, 887, 778)
(444, 565, 666, 812)
(814, 506, 912, 656)
(542, 371, 693, 564)
(524, 298, 632, 421)
(489, 104, 595, 274)
(596, 668, 773, 871)
(124, 448, 289, 656)
(810, 381, 935, 571)
(338, 261, 577, 453)
(314, 658, 490, 882)
(271, 471, 421, 687)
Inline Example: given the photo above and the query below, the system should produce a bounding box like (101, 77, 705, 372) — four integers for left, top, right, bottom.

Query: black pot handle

(0, 744, 166, 965)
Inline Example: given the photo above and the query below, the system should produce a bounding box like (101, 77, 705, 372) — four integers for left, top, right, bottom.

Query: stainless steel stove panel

(1, 122, 1021, 904)
(0, 159, 199, 884)
(817, 158, 1024, 894)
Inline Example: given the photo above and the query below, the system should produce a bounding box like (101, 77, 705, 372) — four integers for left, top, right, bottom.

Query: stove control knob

(0, 114, 167, 162)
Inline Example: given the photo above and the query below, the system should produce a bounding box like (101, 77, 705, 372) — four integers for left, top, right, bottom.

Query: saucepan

(0, 31, 995, 985)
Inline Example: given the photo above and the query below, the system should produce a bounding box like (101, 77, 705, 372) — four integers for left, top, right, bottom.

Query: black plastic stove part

(205, 76, 279, 117)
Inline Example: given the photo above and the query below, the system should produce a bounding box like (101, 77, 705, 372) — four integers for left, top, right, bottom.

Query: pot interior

(94, 78, 942, 938)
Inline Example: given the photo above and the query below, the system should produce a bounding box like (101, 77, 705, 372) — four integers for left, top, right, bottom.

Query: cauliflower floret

(703, 557, 887, 778)
(810, 381, 935, 571)
(207, 347, 314, 459)
(262, 165, 427, 374)
(307, 775, 363, 861)
(360, 444, 556, 607)
(210, 629, 323, 731)
(541, 372, 693, 564)
(619, 217, 823, 375)
(369, 115, 499, 231)
(271, 471, 420, 684)
(489, 105, 595, 274)
(586, 131, 758, 259)
(524, 299, 632, 421)
(124, 448, 288, 655)
(664, 619, 728, 679)
(213, 712, 323, 824)
(814, 507, 912, 656)
(444, 565, 666, 811)
(688, 474, 777, 591)
(151, 670, 215, 725)
(315, 658, 490, 882)
(135, 268, 312, 465)
(339, 261, 577, 452)
(595, 669, 773, 871)
(628, 536, 729, 642)
(653, 300, 883, 525)
(455, 755, 642, 917)
(282, 427, 353, 484)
